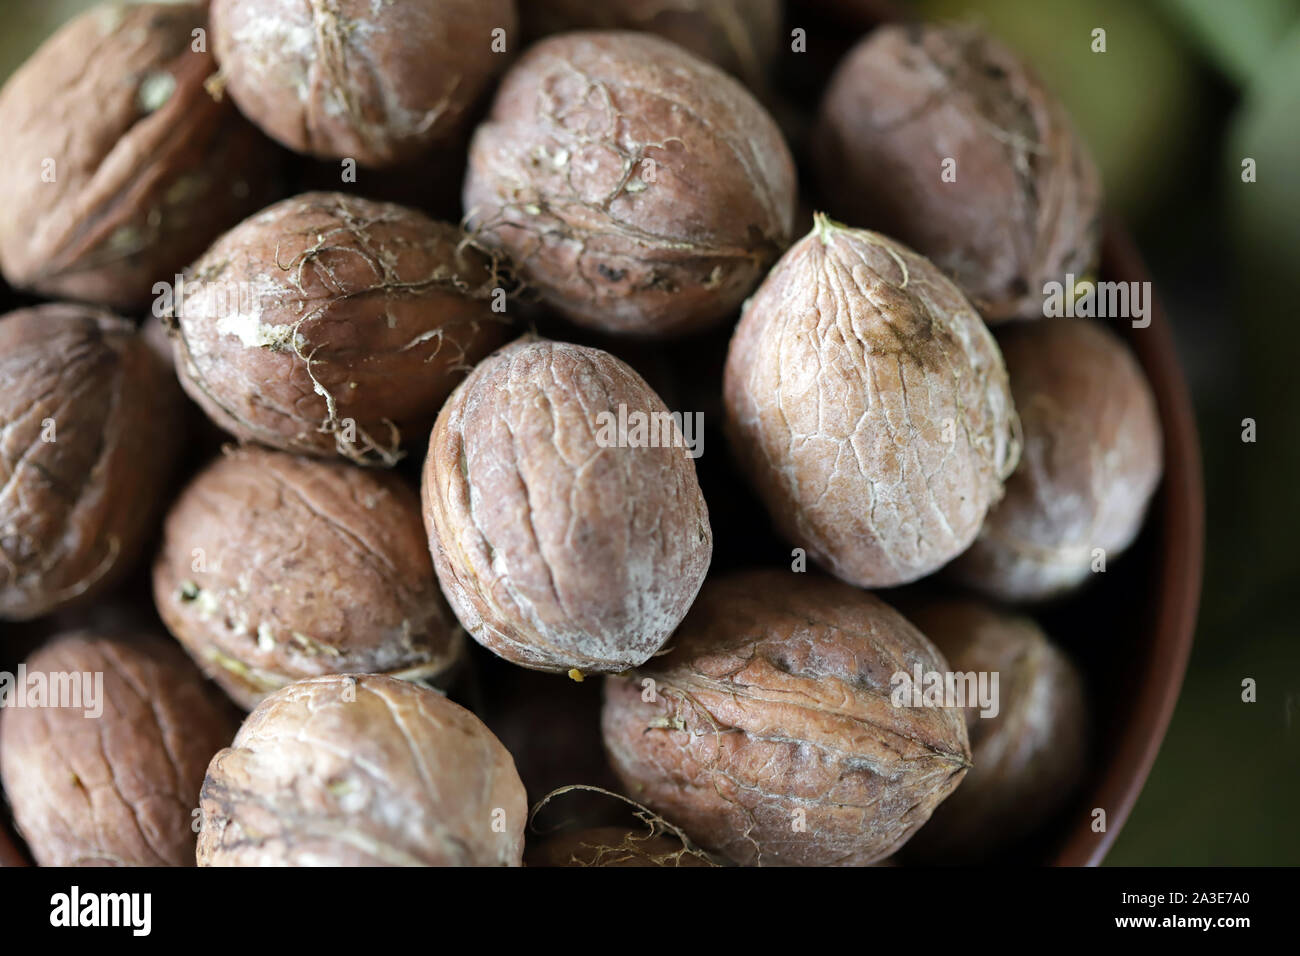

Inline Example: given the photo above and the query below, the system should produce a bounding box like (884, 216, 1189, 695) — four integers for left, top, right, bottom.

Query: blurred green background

(2, 0, 1296, 865)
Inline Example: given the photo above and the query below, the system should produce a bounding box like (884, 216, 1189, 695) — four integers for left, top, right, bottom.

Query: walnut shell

(423, 335, 712, 673)
(153, 446, 465, 710)
(902, 599, 1088, 861)
(0, 630, 237, 866)
(950, 317, 1162, 602)
(197, 674, 527, 866)
(0, 2, 279, 309)
(525, 826, 715, 867)
(171, 192, 512, 465)
(601, 570, 971, 866)
(813, 23, 1102, 321)
(519, 0, 783, 91)
(463, 31, 797, 336)
(211, 0, 517, 167)
(723, 216, 1020, 588)
(0, 305, 184, 620)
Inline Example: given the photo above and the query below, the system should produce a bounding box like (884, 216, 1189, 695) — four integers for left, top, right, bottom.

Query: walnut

(153, 445, 465, 710)
(0, 2, 279, 309)
(601, 570, 971, 865)
(197, 674, 527, 866)
(211, 0, 517, 167)
(0, 629, 237, 866)
(813, 23, 1102, 321)
(423, 335, 712, 674)
(950, 317, 1163, 601)
(0, 305, 184, 620)
(463, 31, 797, 336)
(902, 599, 1089, 861)
(170, 192, 512, 465)
(723, 216, 1020, 587)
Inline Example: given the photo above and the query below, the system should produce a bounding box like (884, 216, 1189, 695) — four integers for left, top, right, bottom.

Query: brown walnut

(903, 599, 1089, 861)
(723, 216, 1020, 588)
(211, 0, 518, 167)
(463, 31, 797, 336)
(0, 2, 279, 309)
(153, 445, 465, 710)
(601, 570, 972, 866)
(813, 23, 1103, 321)
(171, 192, 511, 465)
(949, 317, 1163, 602)
(0, 630, 237, 866)
(197, 674, 527, 866)
(0, 305, 184, 620)
(423, 335, 712, 674)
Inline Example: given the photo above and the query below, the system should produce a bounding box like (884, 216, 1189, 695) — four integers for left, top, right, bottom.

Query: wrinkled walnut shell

(950, 317, 1163, 602)
(171, 192, 511, 465)
(813, 23, 1102, 321)
(0, 2, 279, 309)
(526, 826, 715, 867)
(423, 335, 712, 674)
(903, 599, 1088, 861)
(197, 674, 527, 866)
(211, 0, 517, 167)
(723, 216, 1020, 587)
(463, 31, 796, 336)
(0, 305, 184, 620)
(153, 446, 465, 710)
(601, 570, 971, 866)
(0, 630, 237, 866)
(519, 0, 782, 91)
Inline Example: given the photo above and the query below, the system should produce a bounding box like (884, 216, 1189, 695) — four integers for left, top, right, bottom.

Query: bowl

(0, 0, 1203, 868)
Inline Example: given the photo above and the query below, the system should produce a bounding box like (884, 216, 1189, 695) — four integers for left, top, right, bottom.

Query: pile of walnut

(0, 1, 1162, 868)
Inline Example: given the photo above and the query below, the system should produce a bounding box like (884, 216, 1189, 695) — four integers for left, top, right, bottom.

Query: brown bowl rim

(1051, 224, 1205, 865)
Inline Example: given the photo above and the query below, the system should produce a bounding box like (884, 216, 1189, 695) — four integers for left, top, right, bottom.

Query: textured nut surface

(723, 217, 1020, 588)
(463, 31, 796, 336)
(0, 305, 184, 620)
(197, 674, 527, 866)
(153, 446, 464, 710)
(0, 630, 237, 866)
(172, 192, 511, 465)
(423, 336, 712, 673)
(519, 0, 782, 90)
(814, 24, 1102, 321)
(212, 0, 517, 166)
(0, 2, 278, 308)
(950, 317, 1162, 602)
(601, 570, 971, 866)
(525, 826, 715, 867)
(903, 599, 1088, 860)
